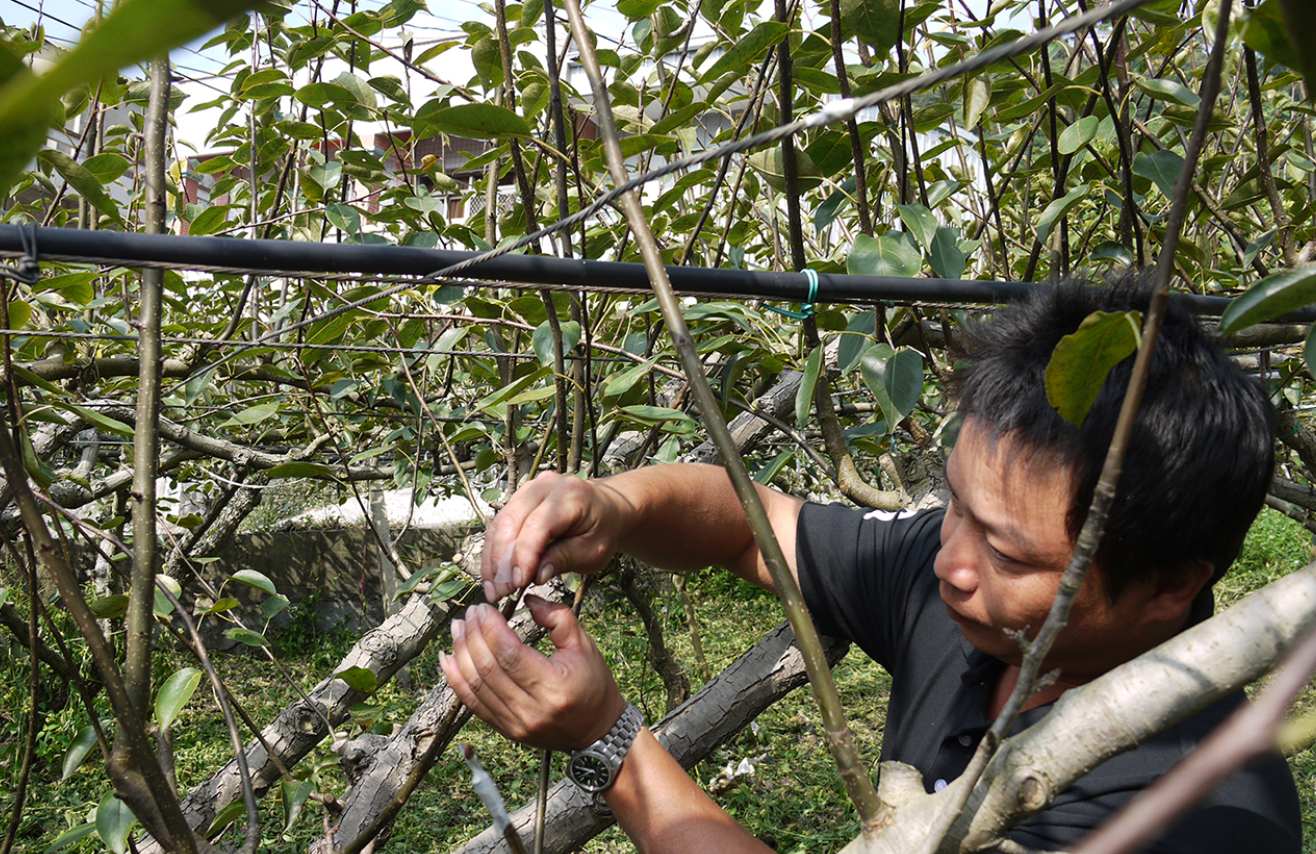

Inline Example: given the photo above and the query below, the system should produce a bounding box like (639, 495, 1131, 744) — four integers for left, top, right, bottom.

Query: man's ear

(1141, 559, 1213, 624)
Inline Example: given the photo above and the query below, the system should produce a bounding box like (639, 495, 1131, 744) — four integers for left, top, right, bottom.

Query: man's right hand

(480, 464, 805, 604)
(481, 472, 631, 603)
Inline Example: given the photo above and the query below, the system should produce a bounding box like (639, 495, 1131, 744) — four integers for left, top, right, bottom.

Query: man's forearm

(603, 728, 776, 854)
(599, 463, 802, 591)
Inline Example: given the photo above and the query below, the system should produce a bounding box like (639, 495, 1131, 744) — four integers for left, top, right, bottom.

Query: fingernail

(483, 581, 497, 603)
(467, 606, 484, 627)
(537, 563, 554, 584)
(451, 619, 465, 643)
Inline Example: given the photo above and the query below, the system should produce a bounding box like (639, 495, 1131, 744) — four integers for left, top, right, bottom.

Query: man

(440, 281, 1301, 853)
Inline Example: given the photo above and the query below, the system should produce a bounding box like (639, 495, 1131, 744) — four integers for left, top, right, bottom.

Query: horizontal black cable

(2, 225, 1304, 321)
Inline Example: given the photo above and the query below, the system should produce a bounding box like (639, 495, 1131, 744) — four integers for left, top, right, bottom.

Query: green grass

(5, 508, 1316, 852)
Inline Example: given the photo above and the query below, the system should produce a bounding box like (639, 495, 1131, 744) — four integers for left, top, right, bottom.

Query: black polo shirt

(795, 502, 1300, 853)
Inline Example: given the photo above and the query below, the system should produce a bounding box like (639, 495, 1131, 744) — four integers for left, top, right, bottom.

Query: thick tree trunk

(447, 621, 849, 854)
(837, 564, 1316, 854)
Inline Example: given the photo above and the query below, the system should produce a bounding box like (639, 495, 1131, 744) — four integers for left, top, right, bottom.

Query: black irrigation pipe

(3, 225, 1313, 322)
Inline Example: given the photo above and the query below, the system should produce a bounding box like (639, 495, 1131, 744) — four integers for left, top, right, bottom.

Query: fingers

(480, 472, 616, 603)
(441, 598, 626, 751)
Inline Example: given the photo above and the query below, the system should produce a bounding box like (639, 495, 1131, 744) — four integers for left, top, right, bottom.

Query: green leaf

(796, 345, 823, 429)
(293, 81, 358, 108)
(96, 792, 136, 854)
(1132, 150, 1184, 198)
(261, 594, 290, 620)
(0, 0, 265, 190)
(326, 201, 361, 235)
(838, 310, 877, 374)
(207, 798, 247, 836)
(1242, 228, 1278, 269)
(746, 146, 823, 193)
(1271, 0, 1316, 97)
(36, 150, 122, 226)
(1219, 266, 1316, 333)
(224, 402, 281, 426)
(396, 564, 454, 598)
(1133, 77, 1201, 108)
(89, 594, 130, 619)
(225, 627, 270, 647)
(336, 665, 379, 694)
(1036, 185, 1089, 245)
(1058, 116, 1099, 156)
(842, 0, 902, 56)
(280, 779, 316, 835)
(1044, 310, 1142, 426)
(859, 345, 924, 434)
(12, 365, 68, 397)
(82, 152, 131, 183)
(429, 578, 469, 602)
(416, 103, 530, 139)
(153, 574, 181, 617)
(155, 667, 203, 731)
(239, 68, 294, 100)
(44, 401, 134, 437)
(895, 204, 938, 252)
(230, 569, 277, 596)
(265, 461, 341, 480)
(61, 725, 98, 781)
(1240, 0, 1304, 78)
(1304, 323, 1316, 381)
(619, 405, 693, 427)
(929, 227, 967, 279)
(7, 299, 33, 331)
(187, 204, 234, 236)
(753, 449, 796, 485)
(602, 357, 658, 398)
(963, 75, 991, 129)
(698, 22, 790, 82)
(45, 821, 97, 852)
(848, 231, 921, 279)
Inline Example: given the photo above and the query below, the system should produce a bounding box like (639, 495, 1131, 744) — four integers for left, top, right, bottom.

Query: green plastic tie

(764, 268, 818, 320)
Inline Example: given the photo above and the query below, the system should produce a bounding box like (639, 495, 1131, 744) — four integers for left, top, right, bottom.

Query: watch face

(569, 754, 613, 791)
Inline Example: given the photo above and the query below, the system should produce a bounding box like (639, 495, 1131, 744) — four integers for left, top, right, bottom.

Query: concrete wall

(191, 524, 478, 647)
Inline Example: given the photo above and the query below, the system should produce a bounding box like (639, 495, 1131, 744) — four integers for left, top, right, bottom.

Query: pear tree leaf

(155, 667, 203, 731)
(230, 569, 277, 596)
(95, 793, 136, 854)
(1219, 266, 1316, 333)
(280, 779, 317, 835)
(61, 725, 99, 781)
(1132, 150, 1184, 198)
(336, 665, 379, 694)
(1036, 185, 1089, 245)
(848, 231, 921, 279)
(1044, 310, 1142, 426)
(796, 345, 823, 429)
(859, 345, 924, 434)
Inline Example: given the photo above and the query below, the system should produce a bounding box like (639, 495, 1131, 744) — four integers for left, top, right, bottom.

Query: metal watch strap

(567, 702, 643, 792)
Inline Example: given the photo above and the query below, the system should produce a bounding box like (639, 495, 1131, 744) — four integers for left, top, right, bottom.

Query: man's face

(935, 421, 1156, 680)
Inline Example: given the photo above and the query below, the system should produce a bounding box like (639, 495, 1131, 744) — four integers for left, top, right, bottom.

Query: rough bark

(687, 370, 802, 465)
(449, 621, 850, 854)
(836, 564, 1316, 854)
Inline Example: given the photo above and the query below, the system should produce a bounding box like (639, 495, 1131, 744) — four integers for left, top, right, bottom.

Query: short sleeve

(795, 503, 944, 669)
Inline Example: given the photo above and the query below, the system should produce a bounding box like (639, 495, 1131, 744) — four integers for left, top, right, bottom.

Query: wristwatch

(566, 702, 643, 793)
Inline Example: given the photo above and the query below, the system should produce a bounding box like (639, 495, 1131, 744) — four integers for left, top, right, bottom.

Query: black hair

(953, 271, 1275, 601)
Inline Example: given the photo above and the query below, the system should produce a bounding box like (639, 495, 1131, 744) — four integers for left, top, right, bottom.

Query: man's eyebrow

(944, 458, 1048, 563)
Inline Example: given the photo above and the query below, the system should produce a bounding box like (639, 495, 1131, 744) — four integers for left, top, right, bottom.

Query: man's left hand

(440, 595, 629, 752)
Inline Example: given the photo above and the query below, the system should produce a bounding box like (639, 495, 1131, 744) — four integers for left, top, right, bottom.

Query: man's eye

(987, 543, 1016, 564)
